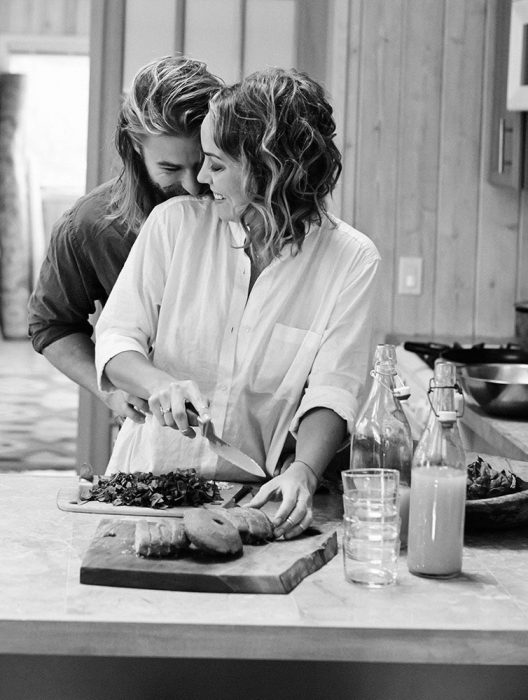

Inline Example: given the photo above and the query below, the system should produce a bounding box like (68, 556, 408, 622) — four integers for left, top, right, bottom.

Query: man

(28, 56, 222, 422)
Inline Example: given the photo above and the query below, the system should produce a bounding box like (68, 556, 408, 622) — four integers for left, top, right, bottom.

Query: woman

(95, 68, 380, 538)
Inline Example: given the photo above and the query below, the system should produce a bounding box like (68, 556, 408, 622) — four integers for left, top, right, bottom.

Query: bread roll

(183, 509, 243, 555)
(135, 519, 189, 558)
(220, 506, 274, 544)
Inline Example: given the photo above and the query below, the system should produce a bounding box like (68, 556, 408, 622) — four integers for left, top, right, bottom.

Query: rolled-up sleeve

(95, 210, 174, 392)
(28, 212, 96, 352)
(289, 244, 380, 438)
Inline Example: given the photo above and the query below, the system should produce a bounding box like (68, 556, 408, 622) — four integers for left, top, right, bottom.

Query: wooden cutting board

(57, 483, 249, 518)
(80, 512, 339, 594)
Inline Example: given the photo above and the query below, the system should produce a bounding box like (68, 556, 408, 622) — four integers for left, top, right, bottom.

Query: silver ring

(160, 407, 171, 414)
(286, 516, 296, 527)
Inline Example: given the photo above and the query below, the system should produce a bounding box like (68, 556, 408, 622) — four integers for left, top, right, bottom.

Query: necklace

(244, 222, 266, 266)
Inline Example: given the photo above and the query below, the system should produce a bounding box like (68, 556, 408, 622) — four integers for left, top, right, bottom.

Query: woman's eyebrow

(202, 150, 222, 159)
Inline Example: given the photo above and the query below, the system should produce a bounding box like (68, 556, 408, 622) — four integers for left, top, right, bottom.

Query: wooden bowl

(465, 454, 528, 531)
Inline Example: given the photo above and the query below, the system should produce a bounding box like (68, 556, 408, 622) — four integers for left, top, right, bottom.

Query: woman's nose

(197, 161, 209, 184)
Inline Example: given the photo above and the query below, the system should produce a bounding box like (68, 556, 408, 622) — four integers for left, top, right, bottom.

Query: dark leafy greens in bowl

(466, 456, 527, 500)
(465, 456, 528, 531)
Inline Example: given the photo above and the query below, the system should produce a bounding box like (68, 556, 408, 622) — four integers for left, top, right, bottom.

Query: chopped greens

(466, 456, 526, 500)
(85, 469, 221, 509)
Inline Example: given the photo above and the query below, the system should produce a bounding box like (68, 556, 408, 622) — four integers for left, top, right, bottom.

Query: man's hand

(102, 390, 149, 424)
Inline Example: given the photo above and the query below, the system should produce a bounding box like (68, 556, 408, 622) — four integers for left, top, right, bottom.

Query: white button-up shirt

(95, 197, 380, 480)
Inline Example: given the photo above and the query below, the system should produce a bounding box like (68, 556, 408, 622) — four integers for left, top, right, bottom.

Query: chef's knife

(186, 405, 267, 479)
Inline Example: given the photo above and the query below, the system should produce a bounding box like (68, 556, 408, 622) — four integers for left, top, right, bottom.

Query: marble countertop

(460, 399, 528, 461)
(3, 473, 528, 665)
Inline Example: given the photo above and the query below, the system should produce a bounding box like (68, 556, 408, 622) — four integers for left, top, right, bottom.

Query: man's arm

(43, 333, 148, 422)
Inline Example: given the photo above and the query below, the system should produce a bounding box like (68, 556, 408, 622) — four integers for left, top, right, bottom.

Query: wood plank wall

(124, 0, 528, 343)
(4, 0, 526, 345)
(328, 0, 528, 343)
(0, 0, 89, 36)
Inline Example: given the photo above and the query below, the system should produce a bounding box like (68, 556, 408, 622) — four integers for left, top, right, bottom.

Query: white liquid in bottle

(407, 466, 466, 577)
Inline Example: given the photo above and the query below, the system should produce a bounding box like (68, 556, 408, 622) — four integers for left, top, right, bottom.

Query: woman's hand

(247, 461, 319, 539)
(149, 379, 211, 438)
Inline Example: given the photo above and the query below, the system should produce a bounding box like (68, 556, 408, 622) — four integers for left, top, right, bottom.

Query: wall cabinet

(490, 0, 524, 188)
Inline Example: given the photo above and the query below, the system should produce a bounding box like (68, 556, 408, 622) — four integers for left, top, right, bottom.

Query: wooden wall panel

(328, 0, 528, 341)
(123, 0, 179, 89)
(519, 191, 528, 303)
(327, 0, 353, 219)
(392, 0, 444, 337)
(353, 0, 403, 341)
(244, 0, 296, 75)
(184, 0, 243, 83)
(435, 0, 487, 336)
(296, 0, 329, 88)
(0, 0, 89, 36)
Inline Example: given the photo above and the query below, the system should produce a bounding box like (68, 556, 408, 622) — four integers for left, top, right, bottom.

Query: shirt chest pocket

(252, 323, 321, 399)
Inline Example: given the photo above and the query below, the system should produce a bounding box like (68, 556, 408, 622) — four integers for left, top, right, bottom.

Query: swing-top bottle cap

(393, 384, 411, 399)
(438, 410, 457, 424)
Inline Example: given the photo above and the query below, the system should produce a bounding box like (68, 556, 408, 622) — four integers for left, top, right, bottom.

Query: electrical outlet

(398, 256, 423, 295)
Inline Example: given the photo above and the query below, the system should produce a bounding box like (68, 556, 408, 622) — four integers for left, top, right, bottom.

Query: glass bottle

(407, 360, 466, 578)
(350, 344, 413, 547)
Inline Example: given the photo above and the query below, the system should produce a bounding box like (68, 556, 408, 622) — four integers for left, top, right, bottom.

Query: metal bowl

(459, 364, 528, 418)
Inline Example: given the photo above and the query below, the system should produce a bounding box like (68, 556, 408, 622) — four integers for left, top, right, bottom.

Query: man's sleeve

(28, 211, 98, 353)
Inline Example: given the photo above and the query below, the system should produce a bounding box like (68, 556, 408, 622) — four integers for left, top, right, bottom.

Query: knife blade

(186, 405, 267, 478)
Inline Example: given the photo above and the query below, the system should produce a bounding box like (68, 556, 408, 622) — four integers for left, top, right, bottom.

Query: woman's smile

(197, 113, 249, 222)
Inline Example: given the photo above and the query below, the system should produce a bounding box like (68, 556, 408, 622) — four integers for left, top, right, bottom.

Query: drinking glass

(341, 468, 401, 587)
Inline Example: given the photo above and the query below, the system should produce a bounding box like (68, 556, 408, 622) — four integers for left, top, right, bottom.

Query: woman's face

(197, 113, 250, 222)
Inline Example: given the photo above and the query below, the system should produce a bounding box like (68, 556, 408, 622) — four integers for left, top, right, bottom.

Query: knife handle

(185, 402, 211, 435)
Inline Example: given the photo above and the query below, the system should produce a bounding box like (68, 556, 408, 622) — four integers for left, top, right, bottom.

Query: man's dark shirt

(28, 180, 138, 353)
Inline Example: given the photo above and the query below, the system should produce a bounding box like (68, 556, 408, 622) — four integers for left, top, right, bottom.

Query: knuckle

(172, 408, 187, 425)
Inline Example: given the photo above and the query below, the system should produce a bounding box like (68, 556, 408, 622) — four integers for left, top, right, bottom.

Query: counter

(394, 344, 528, 461)
(459, 399, 528, 461)
(3, 473, 528, 699)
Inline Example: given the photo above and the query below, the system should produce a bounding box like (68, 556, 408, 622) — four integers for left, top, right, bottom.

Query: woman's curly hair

(208, 67, 342, 258)
(109, 56, 222, 233)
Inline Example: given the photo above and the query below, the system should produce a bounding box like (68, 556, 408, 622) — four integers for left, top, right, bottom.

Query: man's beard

(148, 177, 210, 202)
(150, 180, 189, 201)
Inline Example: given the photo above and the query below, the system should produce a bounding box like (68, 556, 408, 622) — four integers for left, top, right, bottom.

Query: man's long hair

(109, 56, 222, 233)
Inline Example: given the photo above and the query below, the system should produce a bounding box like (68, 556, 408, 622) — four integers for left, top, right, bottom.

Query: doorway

(0, 5, 90, 472)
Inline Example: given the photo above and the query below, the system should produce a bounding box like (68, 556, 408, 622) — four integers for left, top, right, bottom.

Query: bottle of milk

(407, 360, 466, 578)
(350, 344, 413, 547)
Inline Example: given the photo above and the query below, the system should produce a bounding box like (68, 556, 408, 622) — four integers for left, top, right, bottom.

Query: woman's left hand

(247, 460, 319, 539)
